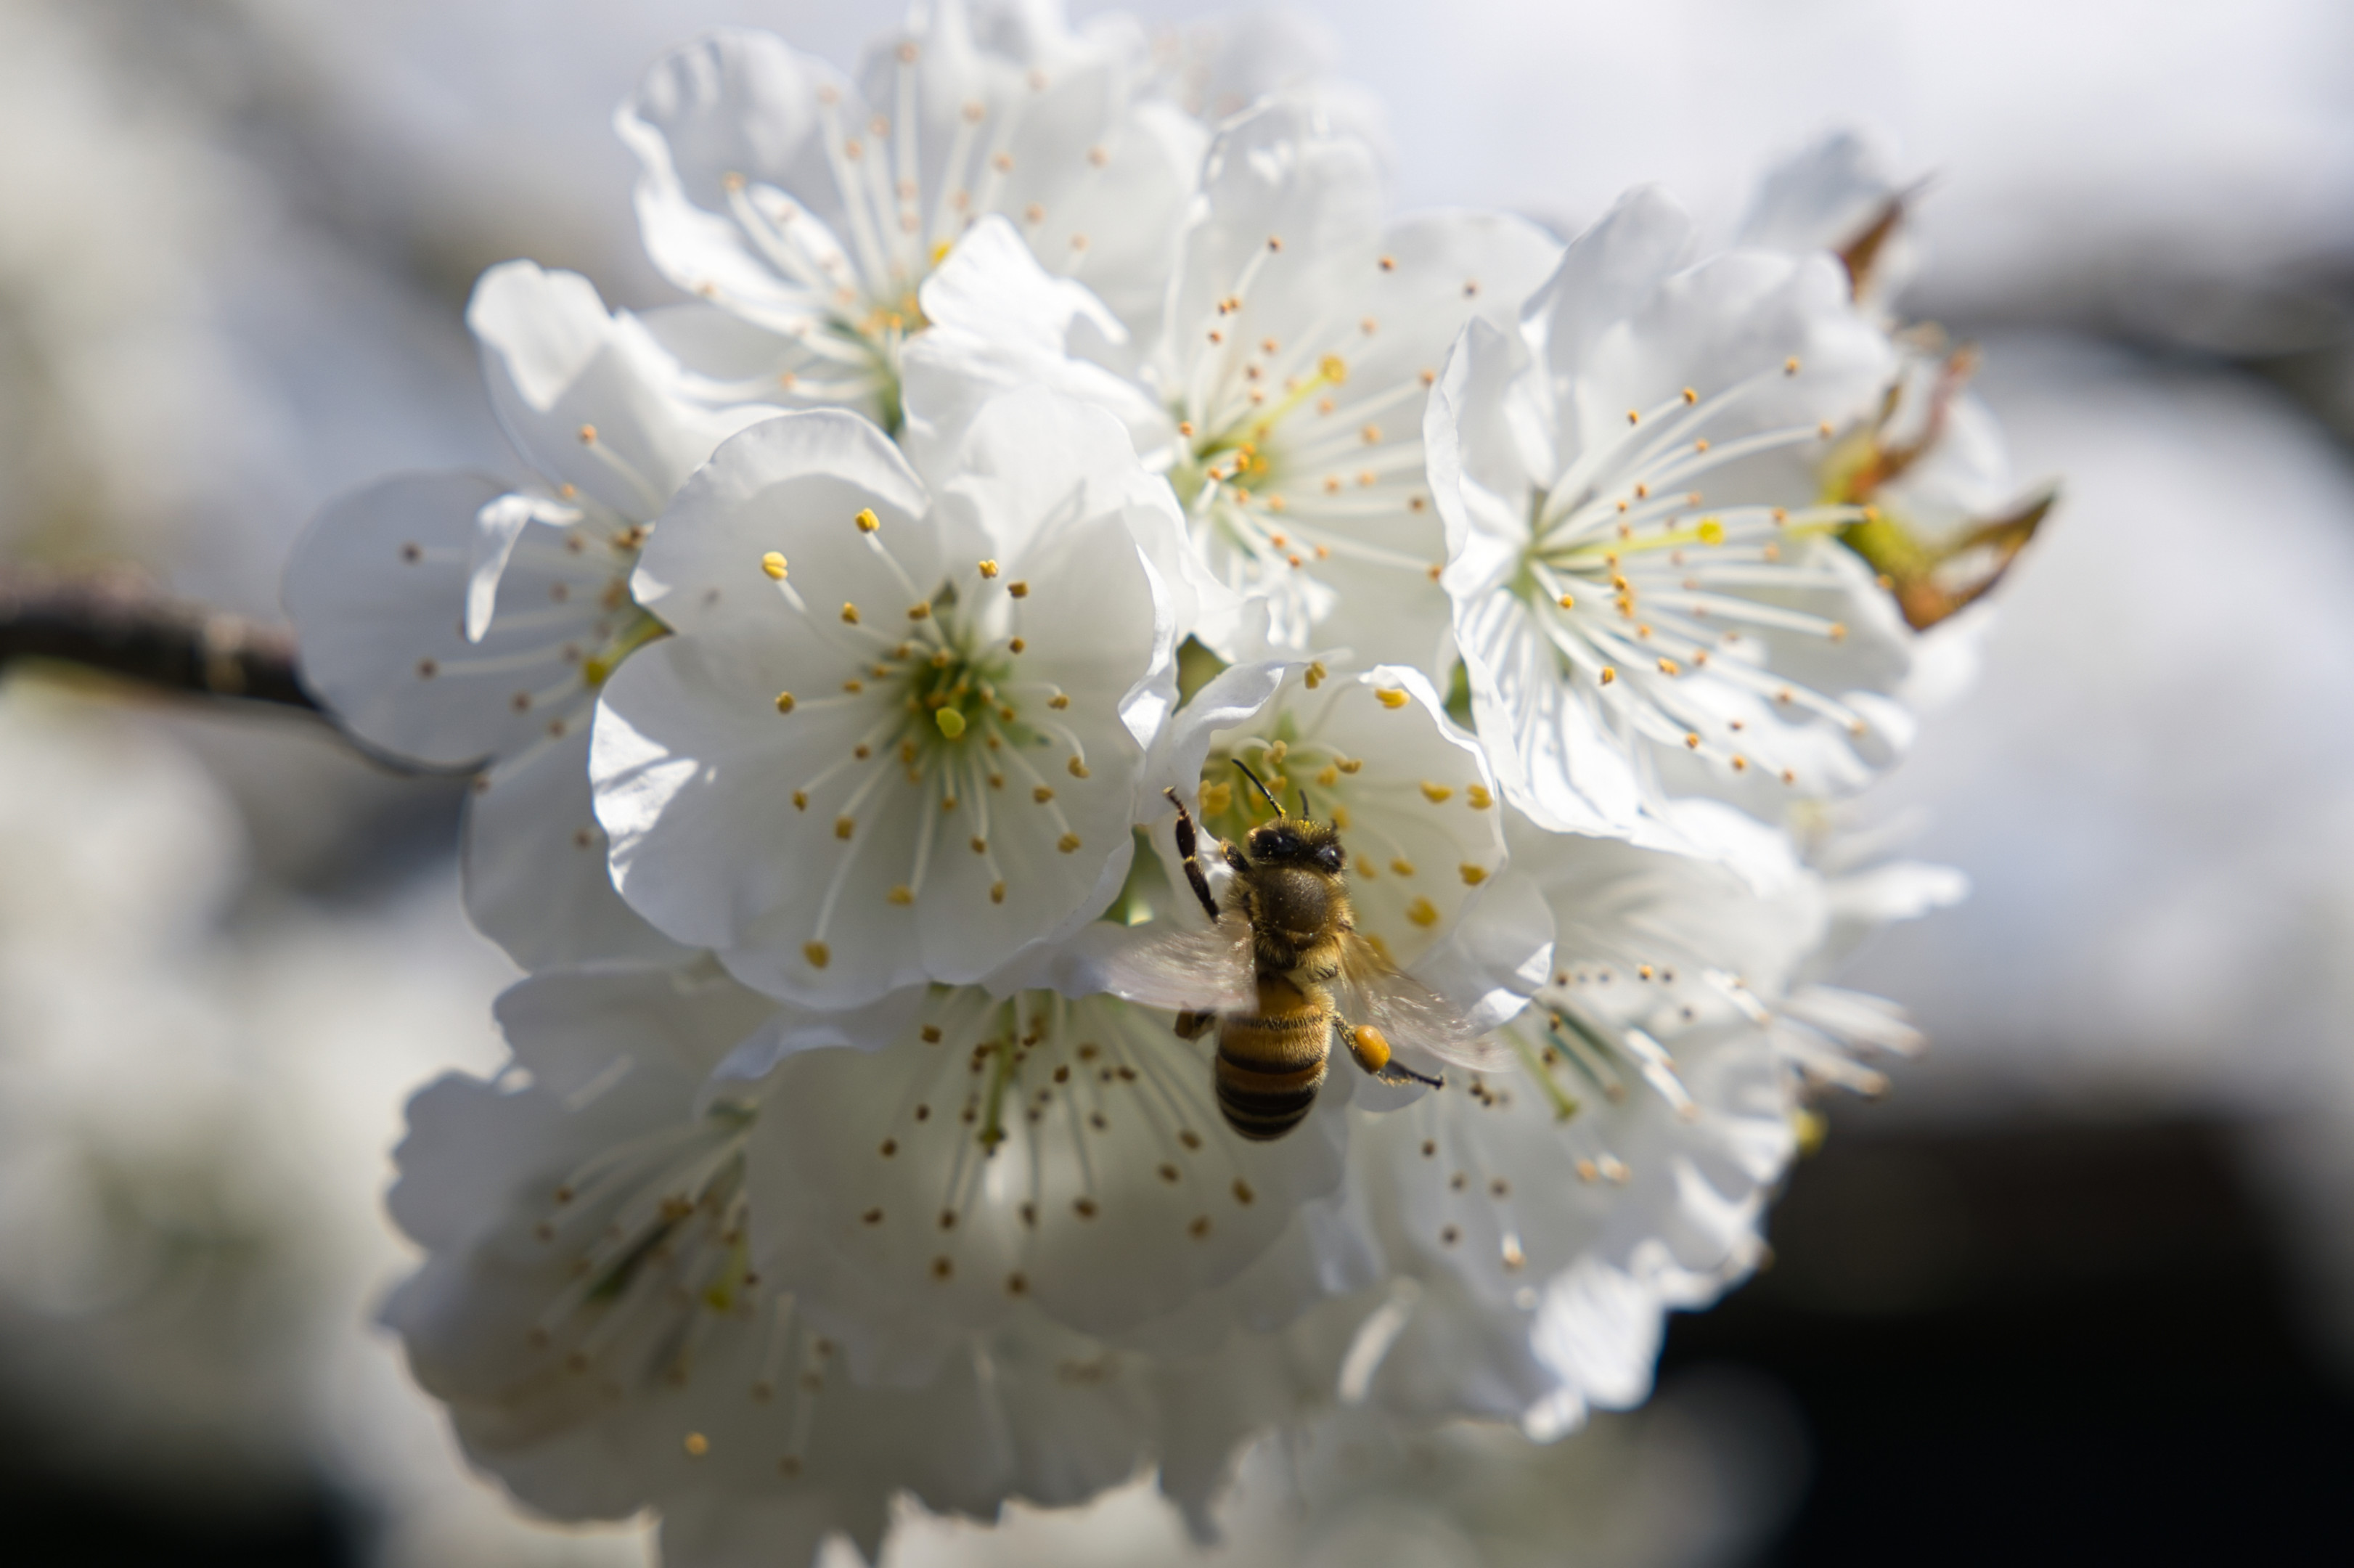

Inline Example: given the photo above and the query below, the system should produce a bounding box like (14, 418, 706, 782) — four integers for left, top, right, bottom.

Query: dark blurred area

(3, 1, 2350, 1564)
(1667, 1111, 2354, 1564)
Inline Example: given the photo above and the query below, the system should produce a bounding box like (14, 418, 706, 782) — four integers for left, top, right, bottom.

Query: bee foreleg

(1342, 1022, 1444, 1089)
(1164, 787, 1222, 923)
(1174, 1010, 1217, 1041)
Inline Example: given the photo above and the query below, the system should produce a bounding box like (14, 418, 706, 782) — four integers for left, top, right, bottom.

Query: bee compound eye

(1318, 845, 1344, 873)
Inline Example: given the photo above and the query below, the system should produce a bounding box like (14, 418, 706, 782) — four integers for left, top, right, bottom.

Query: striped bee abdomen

(1214, 979, 1333, 1141)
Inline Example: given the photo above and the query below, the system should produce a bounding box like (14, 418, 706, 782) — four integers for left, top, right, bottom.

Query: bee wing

(1089, 918, 1258, 1014)
(1337, 934, 1510, 1074)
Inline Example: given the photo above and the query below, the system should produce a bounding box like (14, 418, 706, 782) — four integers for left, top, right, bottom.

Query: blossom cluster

(284, 7, 2042, 1562)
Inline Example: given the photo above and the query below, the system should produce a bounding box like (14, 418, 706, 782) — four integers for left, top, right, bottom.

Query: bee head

(1235, 754, 1346, 874)
(1243, 816, 1344, 872)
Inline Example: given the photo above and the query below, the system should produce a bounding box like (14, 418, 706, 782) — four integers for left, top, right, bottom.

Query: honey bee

(1098, 761, 1500, 1140)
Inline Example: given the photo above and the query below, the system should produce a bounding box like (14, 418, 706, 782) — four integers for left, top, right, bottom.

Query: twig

(0, 565, 319, 711)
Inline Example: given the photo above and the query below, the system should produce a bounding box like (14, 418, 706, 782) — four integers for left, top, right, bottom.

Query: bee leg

(1343, 1023, 1444, 1089)
(1174, 1010, 1217, 1041)
(1374, 1060, 1444, 1090)
(1164, 787, 1223, 923)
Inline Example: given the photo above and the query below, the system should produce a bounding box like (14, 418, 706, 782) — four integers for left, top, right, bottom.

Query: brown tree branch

(0, 565, 319, 711)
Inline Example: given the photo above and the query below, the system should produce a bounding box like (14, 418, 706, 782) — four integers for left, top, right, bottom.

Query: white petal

(469, 259, 782, 518)
(618, 30, 859, 320)
(464, 722, 698, 971)
(285, 472, 572, 769)
(465, 490, 579, 643)
(628, 411, 931, 637)
(1519, 187, 1696, 401)
(491, 963, 780, 1098)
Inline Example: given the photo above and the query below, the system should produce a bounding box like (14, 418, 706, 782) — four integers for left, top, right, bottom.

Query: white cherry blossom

(284, 261, 779, 968)
(1429, 186, 1913, 837)
(741, 985, 1358, 1381)
(385, 963, 1401, 1566)
(618, 5, 1204, 431)
(1325, 801, 1929, 1439)
(591, 388, 1182, 1008)
(906, 99, 1559, 671)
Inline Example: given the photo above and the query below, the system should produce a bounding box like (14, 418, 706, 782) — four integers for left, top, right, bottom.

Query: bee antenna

(1232, 757, 1284, 817)
(1296, 787, 1312, 820)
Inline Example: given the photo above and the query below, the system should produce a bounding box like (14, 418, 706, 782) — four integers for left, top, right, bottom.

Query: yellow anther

(1685, 732, 1701, 750)
(684, 1432, 710, 1458)
(1658, 658, 1680, 676)
(1405, 897, 1439, 928)
(1033, 785, 1055, 803)
(1828, 622, 1849, 642)
(990, 881, 1006, 904)
(1557, 594, 1576, 610)
(1319, 354, 1347, 384)
(1376, 687, 1410, 709)
(1047, 693, 1069, 710)
(1304, 661, 1328, 690)
(1681, 386, 1698, 404)
(835, 816, 856, 839)
(1460, 863, 1488, 886)
(1599, 666, 1617, 685)
(1008, 581, 1029, 598)
(1330, 805, 1352, 829)
(887, 886, 914, 906)
(935, 708, 967, 739)
(578, 423, 597, 444)
(775, 692, 796, 713)
(792, 791, 809, 810)
(1785, 356, 1802, 375)
(841, 603, 860, 624)
(1008, 637, 1026, 653)
(1389, 859, 1415, 877)
(761, 552, 789, 579)
(804, 942, 830, 968)
(930, 239, 953, 266)
(907, 602, 931, 620)
(855, 507, 880, 533)
(1420, 781, 1453, 804)
(1066, 756, 1090, 778)
(1058, 832, 1082, 853)
(1626, 409, 1640, 425)
(1198, 780, 1233, 814)
(978, 559, 1000, 577)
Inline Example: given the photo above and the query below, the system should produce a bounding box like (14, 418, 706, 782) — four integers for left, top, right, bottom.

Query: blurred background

(2, 1, 2350, 1562)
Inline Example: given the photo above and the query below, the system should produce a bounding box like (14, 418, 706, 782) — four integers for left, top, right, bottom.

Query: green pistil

(976, 1003, 1018, 1153)
(582, 608, 670, 687)
(1508, 1029, 1582, 1123)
